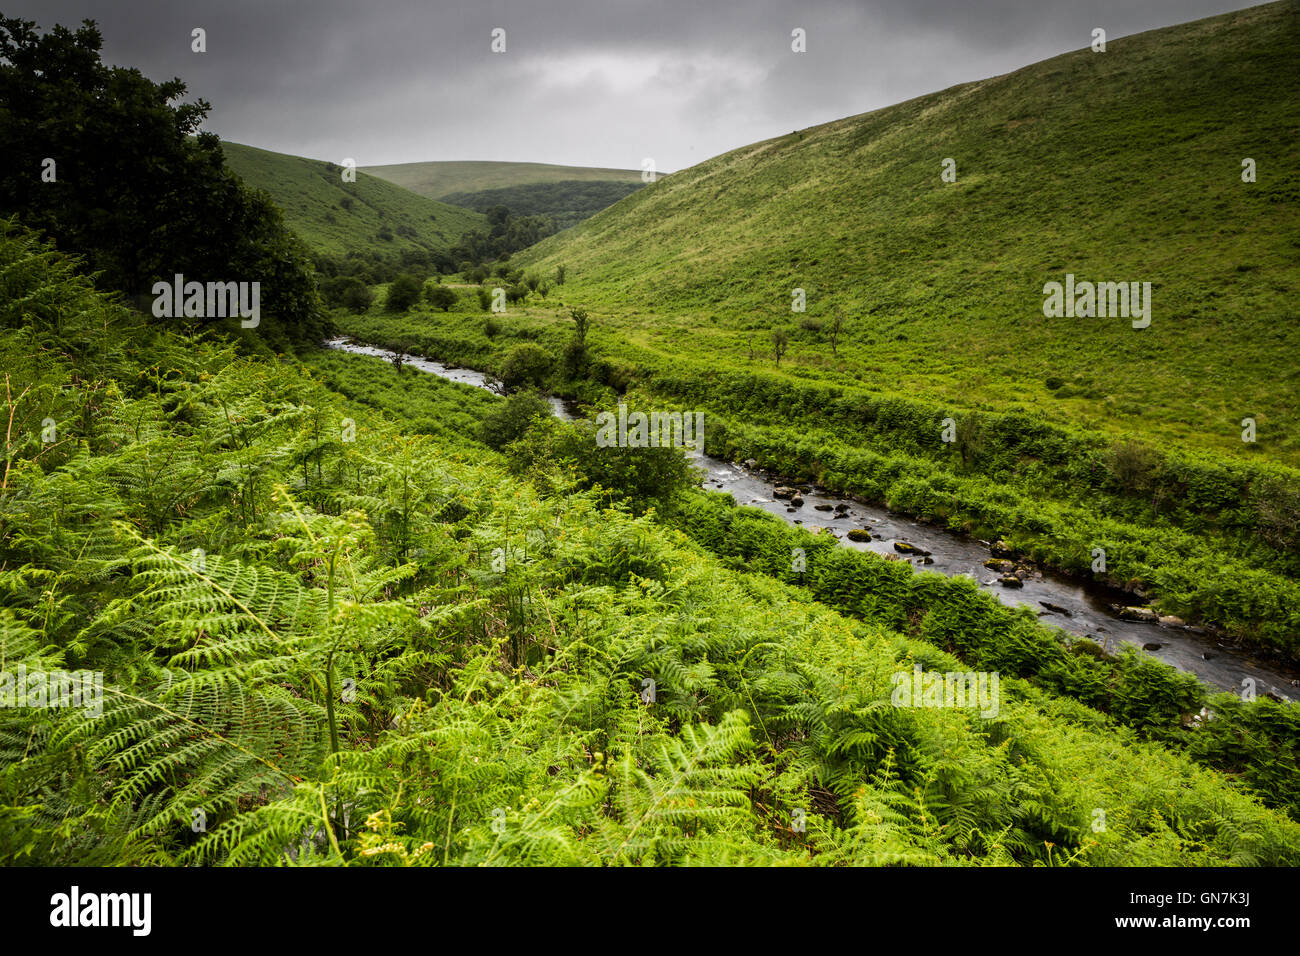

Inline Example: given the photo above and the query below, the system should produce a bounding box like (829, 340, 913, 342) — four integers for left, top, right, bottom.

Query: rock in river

(1115, 606, 1159, 624)
(999, 575, 1023, 588)
(846, 529, 873, 542)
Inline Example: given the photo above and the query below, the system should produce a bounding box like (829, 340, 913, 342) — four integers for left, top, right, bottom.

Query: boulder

(1039, 602, 1071, 616)
(893, 541, 931, 556)
(773, 486, 796, 500)
(834, 503, 849, 513)
(990, 540, 1016, 558)
(743, 459, 757, 470)
(983, 558, 1015, 573)
(998, 575, 1023, 588)
(846, 529, 873, 542)
(1158, 615, 1186, 628)
(814, 503, 833, 512)
(790, 494, 804, 507)
(1115, 606, 1159, 624)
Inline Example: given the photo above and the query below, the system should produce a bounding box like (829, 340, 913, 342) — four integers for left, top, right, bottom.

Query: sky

(5, 0, 1268, 172)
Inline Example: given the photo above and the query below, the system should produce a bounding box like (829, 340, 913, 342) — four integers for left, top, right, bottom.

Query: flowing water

(324, 337, 1298, 701)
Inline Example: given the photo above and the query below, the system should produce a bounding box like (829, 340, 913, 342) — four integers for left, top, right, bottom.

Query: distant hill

(440, 180, 646, 231)
(222, 142, 485, 264)
(361, 160, 645, 200)
(517, 1, 1300, 463)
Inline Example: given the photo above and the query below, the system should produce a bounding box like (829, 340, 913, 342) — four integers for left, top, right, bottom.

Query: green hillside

(222, 142, 485, 261)
(362, 159, 645, 199)
(6, 221, 1300, 865)
(441, 180, 646, 231)
(516, 1, 1300, 465)
(336, 2, 1300, 660)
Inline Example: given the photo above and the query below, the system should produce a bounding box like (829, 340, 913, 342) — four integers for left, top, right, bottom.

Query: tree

(570, 307, 590, 347)
(322, 276, 372, 313)
(478, 390, 551, 450)
(555, 264, 567, 285)
(771, 329, 789, 366)
(391, 342, 412, 374)
(828, 313, 845, 356)
(385, 274, 423, 312)
(425, 284, 457, 312)
(497, 343, 554, 391)
(0, 16, 323, 343)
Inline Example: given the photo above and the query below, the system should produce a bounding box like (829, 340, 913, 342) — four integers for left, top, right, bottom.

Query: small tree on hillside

(570, 307, 589, 347)
(425, 284, 457, 311)
(828, 313, 845, 356)
(771, 329, 789, 367)
(385, 274, 423, 312)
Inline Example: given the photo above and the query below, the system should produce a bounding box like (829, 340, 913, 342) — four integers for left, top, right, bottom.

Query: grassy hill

(516, 1, 1300, 465)
(222, 142, 485, 261)
(362, 159, 645, 199)
(6, 220, 1300, 865)
(335, 2, 1300, 660)
(441, 180, 646, 232)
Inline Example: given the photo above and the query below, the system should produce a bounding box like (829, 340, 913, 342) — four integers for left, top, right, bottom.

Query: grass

(512, 1, 1300, 466)
(362, 159, 646, 199)
(221, 141, 485, 260)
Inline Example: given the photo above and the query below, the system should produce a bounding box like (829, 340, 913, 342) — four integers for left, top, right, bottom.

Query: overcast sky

(6, 0, 1266, 172)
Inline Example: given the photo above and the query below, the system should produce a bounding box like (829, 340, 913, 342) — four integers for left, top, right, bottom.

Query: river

(324, 337, 1298, 701)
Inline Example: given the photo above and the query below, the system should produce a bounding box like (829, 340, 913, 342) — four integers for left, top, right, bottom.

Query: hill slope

(518, 1, 1300, 463)
(222, 142, 485, 262)
(440, 180, 646, 231)
(362, 159, 644, 199)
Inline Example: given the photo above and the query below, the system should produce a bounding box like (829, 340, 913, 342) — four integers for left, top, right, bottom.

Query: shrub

(479, 390, 551, 450)
(425, 283, 458, 311)
(498, 343, 554, 390)
(385, 274, 424, 312)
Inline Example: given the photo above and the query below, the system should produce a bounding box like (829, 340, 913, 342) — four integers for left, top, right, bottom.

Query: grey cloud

(3, 0, 1265, 171)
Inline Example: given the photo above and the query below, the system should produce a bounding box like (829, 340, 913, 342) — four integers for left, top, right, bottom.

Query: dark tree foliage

(425, 283, 458, 311)
(384, 274, 423, 312)
(478, 389, 551, 450)
(0, 16, 324, 343)
(321, 275, 373, 313)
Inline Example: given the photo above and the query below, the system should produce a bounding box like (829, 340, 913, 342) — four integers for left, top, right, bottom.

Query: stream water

(324, 337, 1298, 701)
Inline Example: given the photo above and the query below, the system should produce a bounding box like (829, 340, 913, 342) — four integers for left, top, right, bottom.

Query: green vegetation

(222, 142, 486, 279)
(0, 18, 324, 348)
(362, 159, 644, 199)
(5, 226, 1300, 866)
(336, 2, 1300, 659)
(442, 180, 645, 231)
(514, 3, 1299, 464)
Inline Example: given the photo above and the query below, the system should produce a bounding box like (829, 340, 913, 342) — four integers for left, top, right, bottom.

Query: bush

(497, 343, 554, 391)
(506, 415, 697, 514)
(323, 276, 373, 313)
(385, 274, 424, 312)
(478, 390, 551, 450)
(425, 283, 458, 311)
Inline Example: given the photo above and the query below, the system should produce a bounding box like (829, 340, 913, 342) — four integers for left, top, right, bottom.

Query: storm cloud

(3, 0, 1266, 172)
